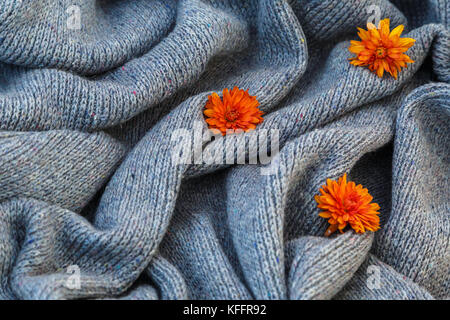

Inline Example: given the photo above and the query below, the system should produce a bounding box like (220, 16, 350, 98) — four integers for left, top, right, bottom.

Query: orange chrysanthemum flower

(348, 18, 415, 79)
(204, 87, 264, 135)
(315, 174, 380, 236)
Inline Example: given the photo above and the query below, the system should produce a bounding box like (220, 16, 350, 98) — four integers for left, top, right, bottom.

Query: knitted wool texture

(0, 0, 449, 300)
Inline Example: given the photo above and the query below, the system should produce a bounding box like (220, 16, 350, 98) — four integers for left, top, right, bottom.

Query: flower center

(344, 193, 361, 213)
(375, 47, 387, 58)
(225, 109, 239, 122)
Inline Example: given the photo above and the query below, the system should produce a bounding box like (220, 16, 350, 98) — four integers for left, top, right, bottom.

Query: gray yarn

(0, 0, 448, 300)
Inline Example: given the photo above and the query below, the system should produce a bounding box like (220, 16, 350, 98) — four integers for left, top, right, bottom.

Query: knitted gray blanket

(0, 0, 448, 300)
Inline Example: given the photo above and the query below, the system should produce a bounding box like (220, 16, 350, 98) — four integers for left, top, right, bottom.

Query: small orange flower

(315, 174, 380, 236)
(348, 18, 415, 79)
(204, 87, 264, 135)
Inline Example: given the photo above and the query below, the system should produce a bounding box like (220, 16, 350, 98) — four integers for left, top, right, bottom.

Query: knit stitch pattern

(0, 0, 448, 300)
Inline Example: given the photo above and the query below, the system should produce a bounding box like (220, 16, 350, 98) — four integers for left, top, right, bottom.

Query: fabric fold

(0, 0, 448, 300)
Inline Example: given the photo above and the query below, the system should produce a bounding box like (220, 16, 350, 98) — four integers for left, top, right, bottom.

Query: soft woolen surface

(0, 0, 448, 300)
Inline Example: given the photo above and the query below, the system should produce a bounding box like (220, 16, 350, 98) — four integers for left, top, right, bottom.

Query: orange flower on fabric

(315, 174, 380, 236)
(348, 18, 415, 79)
(204, 87, 264, 135)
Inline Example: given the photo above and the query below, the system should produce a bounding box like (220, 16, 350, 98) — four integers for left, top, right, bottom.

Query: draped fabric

(0, 0, 448, 299)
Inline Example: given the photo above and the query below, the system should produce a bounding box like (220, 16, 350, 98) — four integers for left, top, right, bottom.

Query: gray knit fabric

(0, 0, 449, 300)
